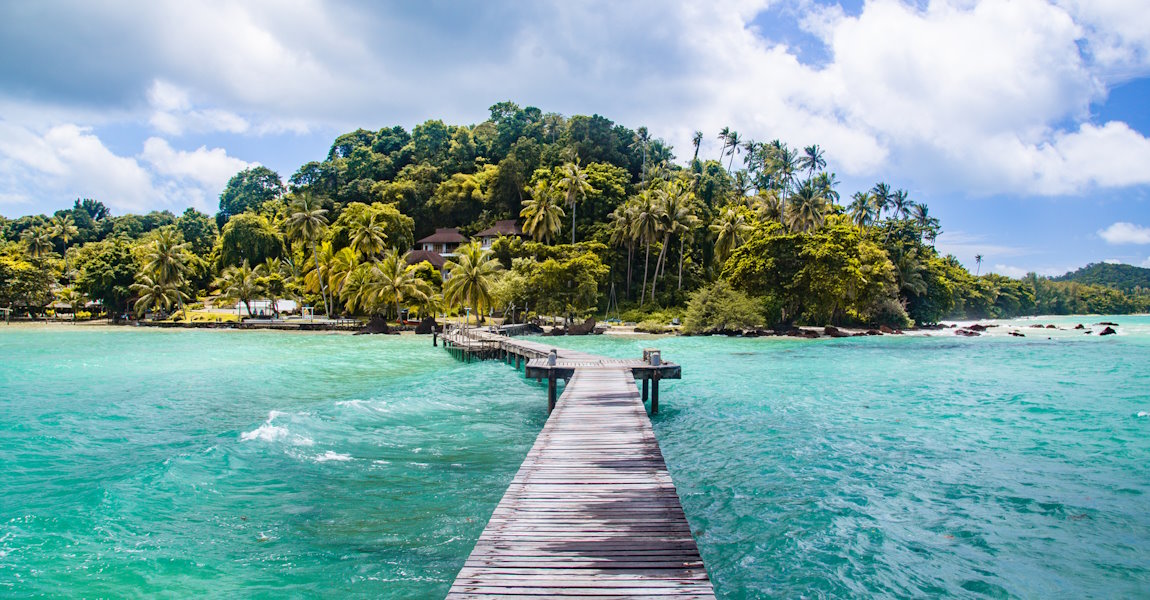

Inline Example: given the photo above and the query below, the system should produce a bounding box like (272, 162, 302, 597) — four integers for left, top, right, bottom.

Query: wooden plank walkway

(444, 331, 714, 599)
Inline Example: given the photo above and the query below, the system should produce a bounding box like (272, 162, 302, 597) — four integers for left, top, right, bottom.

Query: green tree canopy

(217, 166, 284, 225)
(218, 213, 283, 268)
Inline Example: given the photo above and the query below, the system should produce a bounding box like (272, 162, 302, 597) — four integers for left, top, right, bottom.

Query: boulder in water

(1099, 321, 1119, 327)
(356, 315, 394, 335)
(414, 316, 438, 334)
(1074, 324, 1085, 330)
(955, 328, 981, 337)
(567, 317, 598, 336)
(1100, 327, 1117, 336)
(1009, 331, 1025, 337)
(824, 326, 851, 338)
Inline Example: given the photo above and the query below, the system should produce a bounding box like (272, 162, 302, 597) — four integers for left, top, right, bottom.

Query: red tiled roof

(475, 219, 524, 238)
(405, 250, 447, 269)
(416, 228, 467, 244)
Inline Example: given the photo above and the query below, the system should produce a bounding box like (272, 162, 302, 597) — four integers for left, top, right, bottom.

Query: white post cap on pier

(548, 349, 557, 366)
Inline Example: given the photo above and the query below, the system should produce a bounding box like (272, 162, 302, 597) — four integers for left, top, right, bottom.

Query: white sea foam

(1138, 411, 1149, 418)
(241, 423, 289, 443)
(314, 451, 352, 462)
(241, 411, 315, 445)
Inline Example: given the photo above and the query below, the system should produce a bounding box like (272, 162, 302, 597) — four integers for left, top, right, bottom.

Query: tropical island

(3, 102, 1148, 333)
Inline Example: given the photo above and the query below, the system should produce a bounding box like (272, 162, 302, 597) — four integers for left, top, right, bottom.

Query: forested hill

(1053, 263, 1150, 293)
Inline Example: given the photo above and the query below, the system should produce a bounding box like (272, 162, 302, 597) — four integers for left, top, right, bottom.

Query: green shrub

(619, 307, 684, 325)
(635, 320, 669, 334)
(682, 281, 764, 334)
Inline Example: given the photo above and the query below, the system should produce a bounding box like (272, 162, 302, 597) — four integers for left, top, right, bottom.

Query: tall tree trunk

(651, 233, 670, 303)
(678, 237, 686, 290)
(571, 202, 576, 245)
(311, 242, 330, 318)
(640, 242, 651, 307)
(626, 243, 633, 298)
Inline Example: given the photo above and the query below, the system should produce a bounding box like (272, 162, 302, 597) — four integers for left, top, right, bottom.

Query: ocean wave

(1138, 411, 1148, 418)
(241, 422, 289, 443)
(314, 451, 353, 462)
(240, 412, 315, 446)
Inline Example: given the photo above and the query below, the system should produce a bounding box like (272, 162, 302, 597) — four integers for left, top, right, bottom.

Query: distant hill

(1053, 262, 1150, 293)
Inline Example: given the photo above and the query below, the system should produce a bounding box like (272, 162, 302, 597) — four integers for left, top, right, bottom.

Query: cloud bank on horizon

(0, 0, 1148, 272)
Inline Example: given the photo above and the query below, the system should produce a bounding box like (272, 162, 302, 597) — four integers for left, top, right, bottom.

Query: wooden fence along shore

(439, 326, 714, 599)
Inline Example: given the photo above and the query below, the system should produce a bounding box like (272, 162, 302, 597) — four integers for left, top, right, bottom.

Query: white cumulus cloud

(1098, 222, 1150, 244)
(0, 121, 251, 214)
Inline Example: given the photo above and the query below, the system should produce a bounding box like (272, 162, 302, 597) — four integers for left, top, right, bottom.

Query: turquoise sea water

(3, 318, 1149, 598)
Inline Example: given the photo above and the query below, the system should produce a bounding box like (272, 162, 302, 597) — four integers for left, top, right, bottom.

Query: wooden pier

(440, 326, 714, 599)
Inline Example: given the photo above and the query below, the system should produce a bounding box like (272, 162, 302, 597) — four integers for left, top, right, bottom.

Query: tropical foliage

(3, 102, 1148, 326)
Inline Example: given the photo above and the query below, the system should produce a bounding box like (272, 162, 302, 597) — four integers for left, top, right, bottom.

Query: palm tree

(285, 193, 330, 316)
(691, 131, 703, 164)
(774, 145, 799, 210)
(848, 191, 878, 227)
(303, 241, 336, 316)
(50, 214, 79, 252)
(732, 170, 753, 198)
(911, 203, 940, 244)
(131, 274, 186, 319)
(787, 182, 828, 233)
(443, 242, 503, 324)
(557, 160, 594, 244)
(350, 211, 388, 259)
(754, 190, 784, 223)
(891, 189, 911, 220)
(353, 249, 433, 321)
(632, 126, 651, 176)
(56, 288, 84, 322)
(327, 246, 360, 309)
(799, 144, 826, 179)
(630, 189, 663, 306)
(725, 131, 742, 173)
(520, 180, 565, 244)
(255, 258, 287, 318)
(662, 183, 701, 291)
(21, 227, 54, 258)
(813, 172, 840, 206)
(609, 201, 637, 296)
(975, 254, 983, 276)
(871, 182, 892, 218)
(142, 229, 191, 319)
(213, 260, 262, 318)
(716, 127, 731, 163)
(896, 250, 928, 297)
(710, 206, 751, 265)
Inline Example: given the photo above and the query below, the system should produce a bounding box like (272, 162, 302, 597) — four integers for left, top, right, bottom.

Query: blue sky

(1, 0, 1149, 276)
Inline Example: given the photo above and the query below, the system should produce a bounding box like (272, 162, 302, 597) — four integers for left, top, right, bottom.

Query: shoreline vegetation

(4, 102, 1150, 335)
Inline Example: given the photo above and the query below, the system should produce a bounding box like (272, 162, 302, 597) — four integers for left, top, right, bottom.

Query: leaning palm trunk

(640, 242, 651, 307)
(651, 233, 670, 303)
(678, 237, 686, 290)
(626, 243, 634, 297)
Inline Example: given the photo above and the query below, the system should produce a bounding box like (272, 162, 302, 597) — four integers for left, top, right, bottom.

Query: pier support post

(516, 354, 521, 370)
(642, 377, 649, 403)
(433, 331, 437, 347)
(651, 371, 660, 415)
(547, 371, 557, 414)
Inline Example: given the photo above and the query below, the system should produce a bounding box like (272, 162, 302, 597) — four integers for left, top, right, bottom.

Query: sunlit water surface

(2, 317, 1149, 598)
